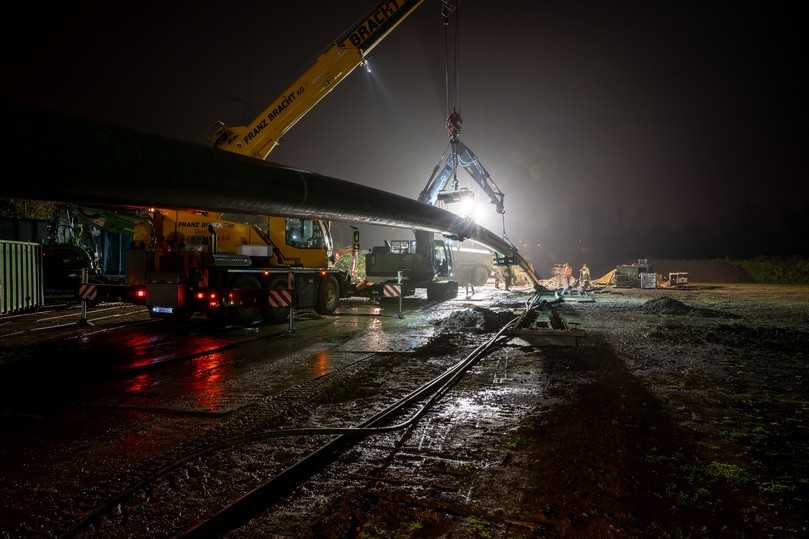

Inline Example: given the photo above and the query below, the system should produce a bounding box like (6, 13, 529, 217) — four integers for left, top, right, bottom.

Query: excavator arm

(214, 0, 425, 160)
(419, 140, 505, 214)
(455, 140, 505, 214)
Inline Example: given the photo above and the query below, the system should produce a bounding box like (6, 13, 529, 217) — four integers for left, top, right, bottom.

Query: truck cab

(127, 209, 348, 322)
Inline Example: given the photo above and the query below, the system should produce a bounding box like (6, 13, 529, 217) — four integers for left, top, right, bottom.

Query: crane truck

(126, 0, 427, 321)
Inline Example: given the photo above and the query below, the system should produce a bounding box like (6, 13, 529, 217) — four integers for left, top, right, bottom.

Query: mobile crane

(127, 0, 427, 321)
(364, 0, 511, 300)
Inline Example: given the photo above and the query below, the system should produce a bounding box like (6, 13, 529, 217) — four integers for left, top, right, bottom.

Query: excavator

(364, 0, 512, 300)
(362, 133, 509, 300)
(125, 0, 428, 321)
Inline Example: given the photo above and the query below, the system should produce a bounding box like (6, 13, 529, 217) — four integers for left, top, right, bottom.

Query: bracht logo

(347, 0, 401, 48)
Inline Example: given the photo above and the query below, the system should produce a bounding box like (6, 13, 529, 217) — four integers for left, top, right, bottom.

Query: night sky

(5, 1, 806, 270)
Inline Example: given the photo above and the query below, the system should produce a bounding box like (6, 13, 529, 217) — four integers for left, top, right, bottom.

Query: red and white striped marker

(268, 289, 292, 308)
(383, 283, 401, 298)
(78, 269, 95, 326)
(79, 283, 98, 301)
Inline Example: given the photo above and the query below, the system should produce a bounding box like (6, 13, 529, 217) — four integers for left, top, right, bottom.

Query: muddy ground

(0, 284, 806, 537)
(236, 284, 808, 538)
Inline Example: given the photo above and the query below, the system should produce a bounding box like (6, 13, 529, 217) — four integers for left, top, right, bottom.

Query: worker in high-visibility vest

(561, 263, 573, 295)
(579, 263, 591, 290)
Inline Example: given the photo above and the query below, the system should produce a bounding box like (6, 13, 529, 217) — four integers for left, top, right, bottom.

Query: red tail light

(196, 291, 205, 300)
(209, 292, 217, 300)
(135, 289, 147, 298)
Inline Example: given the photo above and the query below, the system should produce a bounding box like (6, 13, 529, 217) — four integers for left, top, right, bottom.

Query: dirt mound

(435, 307, 516, 334)
(641, 297, 693, 315)
(640, 296, 740, 318)
(640, 297, 737, 318)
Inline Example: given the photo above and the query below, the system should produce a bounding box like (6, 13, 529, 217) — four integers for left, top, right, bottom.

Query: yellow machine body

(133, 209, 329, 268)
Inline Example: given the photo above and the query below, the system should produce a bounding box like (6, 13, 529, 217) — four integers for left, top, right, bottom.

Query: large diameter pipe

(1, 103, 542, 289)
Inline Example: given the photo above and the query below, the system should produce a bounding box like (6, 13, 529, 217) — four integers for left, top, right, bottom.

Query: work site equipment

(669, 272, 689, 288)
(8, 0, 542, 316)
(365, 0, 538, 300)
(452, 243, 494, 287)
(0, 240, 44, 315)
(365, 239, 459, 301)
(212, 0, 425, 160)
(69, 0, 434, 321)
(615, 259, 653, 288)
(420, 141, 505, 215)
(2, 103, 543, 291)
(124, 208, 347, 322)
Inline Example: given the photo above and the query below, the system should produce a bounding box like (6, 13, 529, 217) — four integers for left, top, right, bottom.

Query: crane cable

(440, 2, 508, 241)
(442, 1, 462, 122)
(442, 2, 451, 120)
(442, 1, 460, 190)
(454, 0, 461, 115)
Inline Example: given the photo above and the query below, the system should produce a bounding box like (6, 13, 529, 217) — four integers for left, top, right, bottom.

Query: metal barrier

(0, 240, 44, 315)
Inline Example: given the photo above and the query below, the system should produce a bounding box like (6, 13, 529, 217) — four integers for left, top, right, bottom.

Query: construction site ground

(0, 284, 806, 537)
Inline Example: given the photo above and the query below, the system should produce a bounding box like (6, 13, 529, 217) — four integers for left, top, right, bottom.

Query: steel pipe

(1, 103, 541, 288)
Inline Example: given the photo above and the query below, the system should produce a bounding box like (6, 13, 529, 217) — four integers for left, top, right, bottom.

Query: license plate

(152, 306, 174, 314)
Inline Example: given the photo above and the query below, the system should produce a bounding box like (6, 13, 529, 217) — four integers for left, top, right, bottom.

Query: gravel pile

(640, 297, 735, 318)
(641, 297, 693, 315)
(435, 307, 516, 333)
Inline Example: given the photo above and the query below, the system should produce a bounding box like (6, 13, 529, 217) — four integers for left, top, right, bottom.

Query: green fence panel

(0, 240, 44, 315)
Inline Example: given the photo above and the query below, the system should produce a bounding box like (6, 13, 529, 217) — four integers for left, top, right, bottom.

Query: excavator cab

(433, 240, 453, 279)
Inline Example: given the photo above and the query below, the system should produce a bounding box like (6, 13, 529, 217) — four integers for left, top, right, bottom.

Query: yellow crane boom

(213, 0, 425, 160)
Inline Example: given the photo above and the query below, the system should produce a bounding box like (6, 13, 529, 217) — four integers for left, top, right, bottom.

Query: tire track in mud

(43, 350, 382, 537)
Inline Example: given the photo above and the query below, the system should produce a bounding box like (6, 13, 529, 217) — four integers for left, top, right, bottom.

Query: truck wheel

(472, 265, 490, 286)
(315, 275, 339, 314)
(232, 276, 262, 325)
(264, 278, 290, 323)
(426, 283, 437, 301)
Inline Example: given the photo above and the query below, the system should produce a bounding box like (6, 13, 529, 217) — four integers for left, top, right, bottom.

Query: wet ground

(0, 284, 807, 537)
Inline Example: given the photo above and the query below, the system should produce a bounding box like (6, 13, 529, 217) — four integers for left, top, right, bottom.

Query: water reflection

(125, 334, 226, 369)
(311, 350, 330, 378)
(127, 373, 151, 394)
(122, 333, 162, 352)
(190, 352, 227, 410)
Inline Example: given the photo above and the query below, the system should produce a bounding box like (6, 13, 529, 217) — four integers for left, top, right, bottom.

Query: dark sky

(5, 1, 807, 268)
